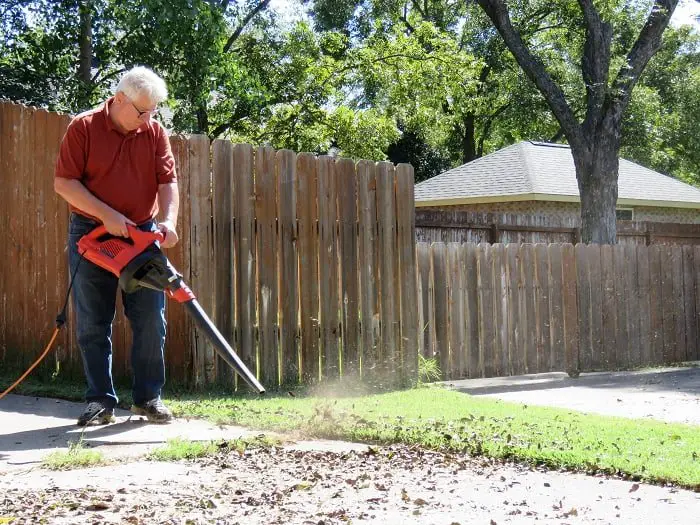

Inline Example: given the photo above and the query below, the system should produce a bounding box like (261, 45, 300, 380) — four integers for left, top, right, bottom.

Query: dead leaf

(629, 484, 640, 493)
(85, 501, 110, 511)
(401, 488, 410, 502)
(414, 498, 427, 506)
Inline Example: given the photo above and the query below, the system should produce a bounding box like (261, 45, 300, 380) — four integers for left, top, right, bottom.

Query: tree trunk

(196, 104, 209, 135)
(78, 0, 93, 108)
(571, 131, 620, 244)
(461, 113, 477, 163)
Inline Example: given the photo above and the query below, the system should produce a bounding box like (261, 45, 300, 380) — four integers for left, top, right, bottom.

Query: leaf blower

(75, 225, 265, 395)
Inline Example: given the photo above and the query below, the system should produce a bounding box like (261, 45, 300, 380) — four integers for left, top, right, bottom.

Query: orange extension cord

(0, 250, 83, 401)
(0, 326, 62, 400)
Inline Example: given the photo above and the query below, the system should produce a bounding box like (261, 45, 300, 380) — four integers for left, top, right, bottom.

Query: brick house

(414, 141, 700, 244)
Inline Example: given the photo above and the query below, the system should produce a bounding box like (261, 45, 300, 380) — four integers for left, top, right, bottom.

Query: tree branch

(412, 0, 426, 18)
(609, 0, 678, 120)
(400, 14, 415, 33)
(477, 102, 510, 156)
(577, 0, 612, 135)
(476, 0, 582, 149)
(223, 0, 271, 53)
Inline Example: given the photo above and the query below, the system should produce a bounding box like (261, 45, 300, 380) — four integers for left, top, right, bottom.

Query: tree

(305, 0, 566, 167)
(476, 0, 680, 243)
(620, 24, 700, 185)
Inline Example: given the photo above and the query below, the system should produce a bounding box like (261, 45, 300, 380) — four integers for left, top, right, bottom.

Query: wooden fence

(2, 100, 698, 389)
(418, 242, 700, 379)
(0, 101, 418, 388)
(416, 210, 700, 246)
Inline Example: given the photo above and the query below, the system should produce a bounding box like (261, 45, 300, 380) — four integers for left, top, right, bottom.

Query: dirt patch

(1, 445, 697, 524)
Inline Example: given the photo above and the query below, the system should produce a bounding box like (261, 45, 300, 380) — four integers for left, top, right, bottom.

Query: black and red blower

(77, 224, 265, 395)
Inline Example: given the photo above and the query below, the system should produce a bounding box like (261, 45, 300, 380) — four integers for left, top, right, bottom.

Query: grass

(3, 368, 699, 489)
(41, 439, 107, 470)
(148, 435, 280, 461)
(167, 384, 700, 490)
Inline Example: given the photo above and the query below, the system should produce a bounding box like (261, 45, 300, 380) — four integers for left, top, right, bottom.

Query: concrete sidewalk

(2, 364, 698, 472)
(0, 394, 363, 472)
(444, 364, 700, 425)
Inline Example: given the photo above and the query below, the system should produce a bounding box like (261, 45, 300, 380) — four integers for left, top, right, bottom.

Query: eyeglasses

(128, 98, 159, 119)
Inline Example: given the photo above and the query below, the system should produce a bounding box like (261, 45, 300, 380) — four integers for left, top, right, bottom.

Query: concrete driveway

(443, 364, 700, 426)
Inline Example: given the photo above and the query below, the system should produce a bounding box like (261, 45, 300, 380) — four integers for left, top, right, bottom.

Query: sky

(671, 0, 700, 28)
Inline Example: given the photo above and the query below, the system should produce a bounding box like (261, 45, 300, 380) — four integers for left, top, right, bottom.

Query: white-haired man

(54, 66, 179, 425)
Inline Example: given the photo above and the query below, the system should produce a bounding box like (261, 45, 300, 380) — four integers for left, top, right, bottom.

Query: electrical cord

(0, 251, 85, 400)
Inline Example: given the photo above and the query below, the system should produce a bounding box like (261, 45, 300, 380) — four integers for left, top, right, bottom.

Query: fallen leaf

(85, 502, 110, 511)
(629, 484, 640, 493)
(401, 489, 410, 502)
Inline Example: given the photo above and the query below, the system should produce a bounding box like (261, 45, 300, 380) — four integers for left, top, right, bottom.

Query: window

(616, 208, 634, 221)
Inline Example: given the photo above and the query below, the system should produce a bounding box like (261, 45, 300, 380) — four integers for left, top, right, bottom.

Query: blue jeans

(68, 213, 167, 408)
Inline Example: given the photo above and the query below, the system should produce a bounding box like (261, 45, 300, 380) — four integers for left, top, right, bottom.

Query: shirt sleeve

(155, 124, 177, 185)
(54, 118, 87, 180)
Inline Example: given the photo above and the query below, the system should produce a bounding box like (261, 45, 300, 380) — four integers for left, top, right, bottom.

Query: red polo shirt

(54, 97, 177, 224)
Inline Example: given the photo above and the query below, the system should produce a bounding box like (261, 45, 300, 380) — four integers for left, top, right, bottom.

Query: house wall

(418, 201, 700, 224)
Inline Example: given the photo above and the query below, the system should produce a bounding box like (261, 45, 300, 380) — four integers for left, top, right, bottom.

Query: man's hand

(102, 209, 135, 237)
(158, 220, 179, 248)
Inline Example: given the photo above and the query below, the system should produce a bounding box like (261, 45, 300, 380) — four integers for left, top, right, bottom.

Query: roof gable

(415, 141, 700, 208)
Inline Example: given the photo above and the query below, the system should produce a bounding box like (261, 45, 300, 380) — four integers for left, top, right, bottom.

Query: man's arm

(157, 182, 179, 248)
(54, 179, 135, 237)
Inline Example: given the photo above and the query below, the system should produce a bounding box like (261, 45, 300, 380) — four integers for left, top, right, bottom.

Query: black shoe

(77, 401, 115, 426)
(131, 398, 173, 423)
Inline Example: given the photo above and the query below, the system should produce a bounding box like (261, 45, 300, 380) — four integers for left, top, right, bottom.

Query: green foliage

(42, 438, 106, 470)
(417, 354, 442, 383)
(1, 0, 697, 183)
(167, 386, 700, 489)
(387, 127, 451, 182)
(148, 435, 280, 461)
(621, 26, 700, 184)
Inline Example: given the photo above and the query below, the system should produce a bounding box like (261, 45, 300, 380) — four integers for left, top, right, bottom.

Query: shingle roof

(415, 141, 700, 208)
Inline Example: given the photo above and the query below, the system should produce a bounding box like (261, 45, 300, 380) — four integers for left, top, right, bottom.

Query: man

(54, 66, 179, 426)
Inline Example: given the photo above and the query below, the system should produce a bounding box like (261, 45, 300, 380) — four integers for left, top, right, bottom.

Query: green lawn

(2, 371, 698, 490)
(165, 384, 700, 489)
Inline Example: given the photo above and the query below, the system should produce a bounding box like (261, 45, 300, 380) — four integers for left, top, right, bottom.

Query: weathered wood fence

(2, 100, 698, 389)
(0, 101, 418, 388)
(416, 210, 700, 246)
(418, 242, 700, 379)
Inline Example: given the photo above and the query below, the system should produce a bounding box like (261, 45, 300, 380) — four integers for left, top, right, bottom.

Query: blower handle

(77, 224, 165, 277)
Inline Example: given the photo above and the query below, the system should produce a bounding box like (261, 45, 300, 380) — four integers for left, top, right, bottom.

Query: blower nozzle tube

(183, 299, 266, 394)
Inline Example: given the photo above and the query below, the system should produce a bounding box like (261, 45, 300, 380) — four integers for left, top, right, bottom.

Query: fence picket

(447, 243, 464, 379)
(278, 150, 299, 385)
(213, 140, 235, 385)
(318, 156, 339, 379)
(548, 244, 565, 371)
(255, 146, 279, 387)
(464, 243, 480, 377)
(431, 243, 450, 379)
(357, 160, 379, 380)
(232, 143, 256, 387)
(337, 158, 360, 376)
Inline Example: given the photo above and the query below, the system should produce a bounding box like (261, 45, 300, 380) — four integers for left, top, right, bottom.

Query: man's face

(117, 91, 159, 131)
